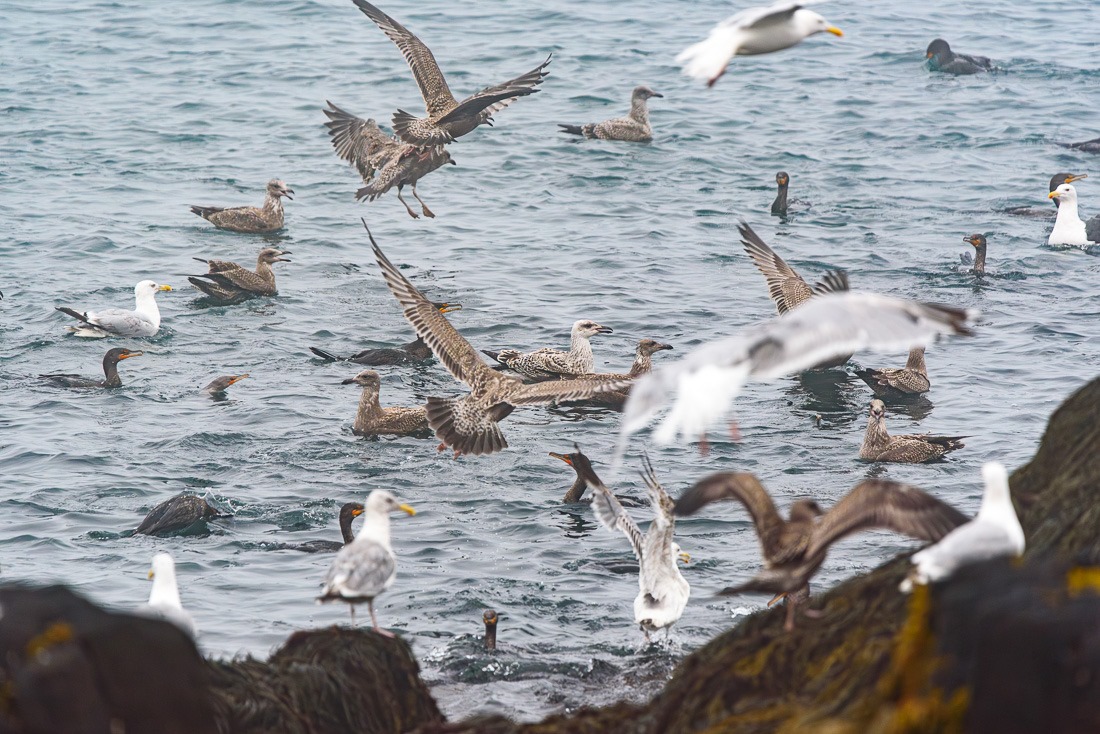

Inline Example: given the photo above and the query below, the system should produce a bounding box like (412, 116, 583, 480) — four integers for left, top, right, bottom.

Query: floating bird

(136, 494, 227, 536)
(1061, 137, 1100, 154)
(323, 101, 455, 219)
(342, 369, 430, 437)
(309, 302, 462, 366)
(901, 462, 1024, 592)
(959, 234, 988, 275)
(675, 472, 967, 630)
(620, 292, 975, 449)
(771, 171, 808, 216)
(483, 320, 615, 381)
(1048, 184, 1097, 246)
(56, 280, 173, 338)
(188, 248, 290, 303)
(561, 339, 675, 410)
(1004, 173, 1085, 218)
(190, 179, 293, 233)
(575, 451, 690, 641)
(351, 0, 551, 146)
(140, 552, 196, 637)
(203, 374, 249, 396)
(39, 348, 143, 389)
(483, 609, 498, 650)
(549, 449, 591, 503)
(860, 399, 965, 463)
(317, 489, 416, 634)
(367, 223, 631, 456)
(924, 38, 993, 75)
(854, 347, 930, 396)
(291, 502, 366, 553)
(677, 0, 843, 87)
(558, 86, 662, 143)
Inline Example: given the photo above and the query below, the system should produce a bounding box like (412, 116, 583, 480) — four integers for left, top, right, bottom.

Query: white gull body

(140, 551, 196, 637)
(1047, 184, 1094, 247)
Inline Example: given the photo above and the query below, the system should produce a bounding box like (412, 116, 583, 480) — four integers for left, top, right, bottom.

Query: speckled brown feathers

(855, 347, 930, 396)
(343, 370, 429, 437)
(190, 180, 292, 233)
(860, 399, 966, 462)
(558, 86, 661, 143)
(740, 221, 845, 314)
(189, 248, 289, 302)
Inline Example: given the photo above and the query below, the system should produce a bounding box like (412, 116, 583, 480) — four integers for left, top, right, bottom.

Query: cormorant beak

(548, 451, 573, 466)
(118, 350, 144, 361)
(1048, 191, 1060, 199)
(352, 508, 364, 517)
(926, 51, 934, 59)
(1065, 174, 1087, 184)
(595, 326, 614, 334)
(827, 26, 843, 37)
(438, 303, 462, 314)
(158, 285, 173, 292)
(678, 551, 692, 564)
(398, 504, 416, 516)
(227, 374, 250, 386)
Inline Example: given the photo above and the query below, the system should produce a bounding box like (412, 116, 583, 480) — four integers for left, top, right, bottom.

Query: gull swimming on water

(620, 292, 975, 449)
(189, 248, 290, 303)
(190, 179, 293, 233)
(575, 451, 691, 641)
(39, 348, 143, 388)
(342, 369, 430, 437)
(854, 347, 930, 396)
(675, 472, 966, 630)
(901, 462, 1024, 592)
(141, 552, 196, 637)
(483, 320, 615, 381)
(558, 86, 663, 143)
(677, 0, 843, 87)
(56, 280, 173, 338)
(368, 223, 631, 456)
(323, 101, 455, 219)
(351, 0, 551, 147)
(859, 399, 965, 463)
(1048, 184, 1098, 246)
(317, 489, 416, 634)
(562, 338, 675, 410)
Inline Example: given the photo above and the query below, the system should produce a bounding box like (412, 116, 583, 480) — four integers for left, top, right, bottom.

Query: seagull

(140, 552, 196, 637)
(854, 347, 930, 396)
(39, 348, 143, 388)
(574, 450, 691, 641)
(558, 86, 663, 143)
(317, 489, 416, 634)
(482, 320, 615, 381)
(677, 0, 843, 87)
(859, 399, 966, 463)
(341, 369, 430, 437)
(189, 248, 290, 303)
(901, 462, 1024, 592)
(351, 0, 551, 146)
(620, 292, 975, 449)
(56, 280, 173, 338)
(367, 222, 631, 456)
(1048, 184, 1098, 246)
(675, 473, 967, 630)
(190, 179, 293, 233)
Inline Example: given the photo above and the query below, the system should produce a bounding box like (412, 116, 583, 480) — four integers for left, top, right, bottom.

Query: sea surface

(2, 0, 1098, 721)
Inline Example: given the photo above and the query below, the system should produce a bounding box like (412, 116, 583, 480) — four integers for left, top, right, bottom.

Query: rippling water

(2, 0, 1099, 721)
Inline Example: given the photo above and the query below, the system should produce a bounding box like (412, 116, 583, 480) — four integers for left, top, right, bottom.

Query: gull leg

(396, 186, 419, 219)
(349, 605, 356, 626)
(437, 442, 447, 452)
(412, 182, 435, 219)
(370, 600, 395, 638)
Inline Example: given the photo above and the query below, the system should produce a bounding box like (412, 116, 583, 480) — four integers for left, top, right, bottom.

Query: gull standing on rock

(558, 86, 662, 143)
(483, 320, 615, 381)
(342, 369, 430, 437)
(619, 292, 974, 450)
(56, 280, 172, 338)
(39, 348, 143, 388)
(323, 102, 455, 219)
(141, 552, 196, 637)
(677, 0, 843, 87)
(351, 0, 551, 146)
(317, 489, 416, 634)
(189, 248, 290, 303)
(859, 399, 965, 463)
(367, 224, 631, 456)
(1048, 184, 1098, 246)
(901, 462, 1024, 592)
(190, 179, 293, 233)
(675, 473, 966, 631)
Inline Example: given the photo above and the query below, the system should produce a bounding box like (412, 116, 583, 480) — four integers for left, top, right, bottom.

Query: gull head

(573, 319, 614, 338)
(148, 551, 176, 583)
(258, 247, 292, 264)
(637, 338, 674, 357)
(632, 85, 663, 101)
(868, 398, 886, 422)
(342, 369, 381, 391)
(789, 499, 824, 523)
(1049, 183, 1078, 203)
(136, 280, 172, 297)
(365, 489, 416, 517)
(798, 10, 842, 39)
(267, 179, 294, 200)
(672, 542, 691, 565)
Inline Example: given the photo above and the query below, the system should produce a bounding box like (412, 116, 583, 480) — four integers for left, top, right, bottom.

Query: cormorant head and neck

(549, 449, 589, 502)
(925, 38, 954, 69)
(483, 609, 498, 650)
(963, 234, 987, 273)
(772, 171, 790, 215)
(102, 348, 142, 388)
(338, 501, 365, 544)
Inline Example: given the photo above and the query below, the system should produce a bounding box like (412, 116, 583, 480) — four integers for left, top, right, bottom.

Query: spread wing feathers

(368, 223, 491, 387)
(509, 375, 632, 406)
(352, 0, 457, 116)
(638, 456, 677, 576)
(192, 263, 266, 293)
(813, 270, 849, 295)
(436, 55, 552, 126)
(574, 457, 646, 562)
(721, 1, 814, 31)
(674, 472, 786, 558)
(324, 101, 399, 181)
(318, 540, 396, 601)
(621, 292, 976, 443)
(806, 480, 969, 559)
(739, 221, 813, 314)
(639, 454, 675, 528)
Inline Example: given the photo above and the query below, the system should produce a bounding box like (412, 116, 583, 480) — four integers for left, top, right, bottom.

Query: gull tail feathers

(426, 397, 508, 457)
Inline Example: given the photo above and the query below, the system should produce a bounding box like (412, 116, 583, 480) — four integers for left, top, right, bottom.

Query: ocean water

(2, 0, 1099, 721)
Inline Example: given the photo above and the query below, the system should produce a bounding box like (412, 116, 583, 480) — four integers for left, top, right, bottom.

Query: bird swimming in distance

(1048, 184, 1098, 246)
(558, 86, 663, 143)
(39, 348, 143, 388)
(575, 450, 690, 641)
(56, 280, 173, 338)
(674, 472, 967, 631)
(140, 552, 196, 637)
(925, 38, 993, 75)
(854, 347, 930, 396)
(483, 320, 615, 381)
(860, 399, 965, 463)
(290, 502, 365, 553)
(203, 374, 249, 396)
(310, 302, 462, 366)
(901, 462, 1024, 592)
(323, 101, 455, 219)
(189, 248, 290, 303)
(1061, 136, 1100, 154)
(959, 234, 988, 275)
(677, 0, 843, 87)
(317, 489, 416, 633)
(342, 369, 430, 437)
(771, 171, 808, 216)
(1003, 173, 1086, 218)
(619, 291, 975, 450)
(483, 609, 498, 650)
(351, 0, 551, 147)
(367, 222, 631, 456)
(190, 179, 293, 233)
(136, 493, 228, 536)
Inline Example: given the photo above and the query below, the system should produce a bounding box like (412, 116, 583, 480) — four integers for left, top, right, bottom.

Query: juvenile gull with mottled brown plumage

(483, 320, 614, 381)
(859, 399, 965, 463)
(558, 86, 662, 143)
(190, 180, 293, 233)
(189, 248, 290, 303)
(342, 369, 429, 437)
(855, 347, 930, 396)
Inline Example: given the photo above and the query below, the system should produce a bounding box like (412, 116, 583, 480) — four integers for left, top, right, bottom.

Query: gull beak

(548, 451, 573, 466)
(284, 188, 295, 200)
(340, 376, 358, 385)
(158, 285, 173, 292)
(1048, 191, 1060, 199)
(276, 251, 292, 263)
(118, 350, 144, 360)
(448, 159, 458, 166)
(438, 303, 463, 314)
(398, 504, 416, 516)
(827, 26, 843, 37)
(678, 551, 692, 564)
(595, 326, 614, 335)
(652, 92, 664, 98)
(658, 343, 674, 351)
(147, 570, 155, 580)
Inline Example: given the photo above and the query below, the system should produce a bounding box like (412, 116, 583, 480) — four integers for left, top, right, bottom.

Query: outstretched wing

(571, 451, 646, 561)
(739, 221, 813, 314)
(508, 375, 632, 406)
(674, 472, 787, 559)
(437, 55, 552, 125)
(324, 101, 400, 182)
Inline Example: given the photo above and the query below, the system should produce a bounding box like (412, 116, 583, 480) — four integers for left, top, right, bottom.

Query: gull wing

(572, 452, 646, 562)
(323, 101, 400, 182)
(508, 375, 633, 406)
(674, 472, 787, 560)
(739, 221, 814, 314)
(436, 55, 552, 125)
